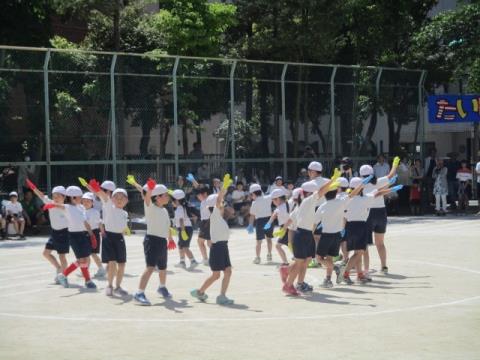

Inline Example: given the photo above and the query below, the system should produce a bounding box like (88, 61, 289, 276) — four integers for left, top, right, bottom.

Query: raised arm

(216, 174, 232, 208)
(386, 156, 401, 179)
(186, 173, 200, 189)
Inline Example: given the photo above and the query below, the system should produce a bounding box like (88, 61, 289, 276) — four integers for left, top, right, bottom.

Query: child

(264, 189, 292, 272)
(337, 177, 350, 263)
(133, 180, 175, 305)
(88, 181, 129, 296)
(247, 183, 273, 264)
(313, 177, 366, 288)
(337, 178, 400, 285)
(5, 191, 26, 239)
(186, 174, 211, 265)
(27, 181, 69, 282)
(82, 192, 106, 278)
(191, 174, 234, 305)
(409, 180, 422, 215)
(456, 160, 472, 214)
(172, 189, 198, 270)
(283, 176, 334, 296)
(53, 186, 97, 289)
(231, 182, 248, 226)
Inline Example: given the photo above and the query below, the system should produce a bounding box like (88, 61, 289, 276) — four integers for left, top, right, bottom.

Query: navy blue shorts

(316, 232, 341, 257)
(102, 231, 127, 263)
(277, 229, 289, 245)
(177, 226, 193, 249)
(346, 221, 368, 251)
(367, 207, 387, 234)
(45, 228, 69, 254)
(255, 217, 273, 240)
(209, 241, 231, 271)
(293, 227, 315, 259)
(313, 226, 323, 236)
(91, 228, 101, 254)
(69, 231, 91, 259)
(198, 220, 211, 240)
(143, 234, 167, 270)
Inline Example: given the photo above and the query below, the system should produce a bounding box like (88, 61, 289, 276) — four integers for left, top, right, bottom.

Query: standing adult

(410, 159, 424, 213)
(424, 148, 437, 206)
(373, 154, 390, 179)
(446, 152, 461, 210)
(432, 159, 448, 216)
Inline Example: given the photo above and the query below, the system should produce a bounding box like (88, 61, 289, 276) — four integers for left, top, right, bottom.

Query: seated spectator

(268, 176, 287, 194)
(285, 180, 294, 199)
(197, 164, 210, 183)
(21, 190, 46, 234)
(5, 191, 26, 239)
(409, 180, 422, 215)
(231, 182, 250, 225)
(212, 178, 222, 194)
(456, 160, 472, 213)
(295, 168, 309, 187)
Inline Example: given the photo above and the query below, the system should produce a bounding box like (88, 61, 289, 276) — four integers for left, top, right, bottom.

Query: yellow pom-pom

(124, 227, 131, 236)
(392, 156, 401, 167)
(331, 168, 341, 181)
(126, 174, 138, 186)
(170, 227, 177, 236)
(273, 228, 286, 238)
(78, 177, 88, 188)
(181, 230, 189, 240)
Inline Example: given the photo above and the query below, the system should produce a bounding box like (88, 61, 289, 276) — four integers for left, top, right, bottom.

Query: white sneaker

(202, 259, 209, 266)
(189, 260, 198, 270)
(95, 267, 106, 278)
(266, 254, 272, 262)
(113, 287, 128, 296)
(175, 262, 186, 269)
(54, 272, 61, 284)
(253, 257, 261, 264)
(105, 286, 113, 296)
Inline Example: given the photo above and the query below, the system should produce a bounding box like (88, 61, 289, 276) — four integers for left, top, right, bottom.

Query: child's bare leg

(107, 261, 117, 287)
(266, 238, 272, 255)
(199, 271, 221, 293)
(138, 266, 155, 291)
(59, 254, 68, 270)
(256, 240, 262, 257)
(297, 258, 309, 283)
(43, 249, 61, 270)
(286, 260, 300, 286)
(91, 254, 103, 269)
(115, 262, 125, 288)
(220, 267, 232, 295)
(198, 238, 208, 260)
(275, 243, 288, 264)
(158, 269, 167, 285)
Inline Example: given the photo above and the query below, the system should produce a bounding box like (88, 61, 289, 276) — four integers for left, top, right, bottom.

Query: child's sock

(63, 262, 78, 276)
(80, 264, 91, 281)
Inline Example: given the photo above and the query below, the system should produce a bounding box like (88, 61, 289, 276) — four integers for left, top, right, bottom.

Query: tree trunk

(259, 83, 269, 155)
(360, 98, 378, 155)
(139, 122, 151, 156)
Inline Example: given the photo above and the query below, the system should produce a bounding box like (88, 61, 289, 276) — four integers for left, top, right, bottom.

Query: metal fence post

(110, 54, 118, 183)
(418, 70, 427, 161)
(281, 63, 288, 177)
(330, 66, 337, 159)
(230, 60, 237, 176)
(43, 49, 51, 192)
(172, 56, 180, 178)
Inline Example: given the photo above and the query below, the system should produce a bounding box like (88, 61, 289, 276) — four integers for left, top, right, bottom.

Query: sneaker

(279, 265, 289, 283)
(282, 284, 300, 296)
(105, 285, 113, 296)
(266, 253, 272, 262)
(381, 266, 389, 274)
(216, 294, 234, 305)
(343, 275, 354, 285)
(56, 273, 69, 288)
(363, 273, 373, 282)
(85, 280, 97, 289)
(54, 272, 61, 285)
(94, 268, 106, 278)
(296, 282, 313, 293)
(134, 292, 151, 306)
(307, 259, 319, 268)
(189, 259, 199, 270)
(175, 261, 187, 269)
(202, 258, 209, 266)
(114, 287, 128, 296)
(157, 286, 172, 298)
(321, 278, 334, 288)
(253, 256, 261, 264)
(357, 276, 368, 284)
(190, 289, 208, 302)
(19, 235, 26, 240)
(336, 266, 346, 284)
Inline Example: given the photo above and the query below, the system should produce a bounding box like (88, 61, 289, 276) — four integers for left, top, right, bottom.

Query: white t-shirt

(288, 206, 299, 231)
(210, 207, 229, 243)
(314, 197, 349, 233)
(268, 184, 286, 194)
(273, 202, 290, 226)
(250, 195, 272, 219)
(296, 193, 319, 231)
(144, 203, 170, 238)
(42, 196, 68, 230)
(456, 169, 473, 182)
(313, 176, 329, 189)
(5, 202, 23, 215)
(232, 190, 246, 203)
(476, 162, 480, 183)
(174, 205, 192, 228)
(345, 193, 377, 222)
(85, 208, 101, 230)
(103, 200, 128, 233)
(200, 199, 211, 221)
(363, 176, 390, 208)
(64, 204, 87, 232)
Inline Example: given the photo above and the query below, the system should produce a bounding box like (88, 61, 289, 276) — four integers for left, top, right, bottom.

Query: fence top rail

(0, 45, 424, 73)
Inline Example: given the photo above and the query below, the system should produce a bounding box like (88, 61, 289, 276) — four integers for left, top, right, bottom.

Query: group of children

(29, 156, 402, 304)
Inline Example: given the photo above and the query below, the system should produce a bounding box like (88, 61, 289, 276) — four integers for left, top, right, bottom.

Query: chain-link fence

(0, 45, 426, 195)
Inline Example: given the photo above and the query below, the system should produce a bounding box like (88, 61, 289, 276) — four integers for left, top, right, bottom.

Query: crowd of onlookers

(1, 150, 479, 239)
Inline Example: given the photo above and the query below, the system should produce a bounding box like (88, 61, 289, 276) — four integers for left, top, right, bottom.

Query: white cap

(112, 188, 128, 198)
(292, 188, 303, 199)
(301, 180, 319, 193)
(171, 189, 186, 200)
(52, 186, 66, 196)
(359, 165, 374, 176)
(349, 177, 363, 188)
(308, 161, 323, 172)
(205, 194, 218, 207)
(270, 188, 286, 199)
(9, 191, 18, 197)
(101, 180, 116, 192)
(338, 177, 349, 188)
(249, 183, 262, 193)
(82, 192, 94, 200)
(66, 186, 82, 197)
(152, 184, 168, 197)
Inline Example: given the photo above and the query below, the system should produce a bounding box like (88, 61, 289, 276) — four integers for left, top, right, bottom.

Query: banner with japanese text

(428, 95, 480, 123)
